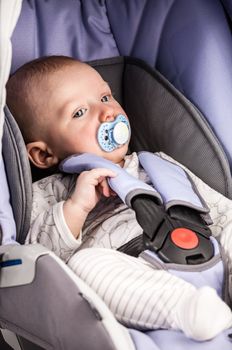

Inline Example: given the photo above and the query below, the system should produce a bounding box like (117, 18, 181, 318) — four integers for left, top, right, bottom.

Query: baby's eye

(73, 108, 87, 118)
(101, 95, 111, 103)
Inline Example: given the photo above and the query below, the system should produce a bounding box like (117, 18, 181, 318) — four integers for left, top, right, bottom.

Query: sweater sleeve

(26, 173, 82, 262)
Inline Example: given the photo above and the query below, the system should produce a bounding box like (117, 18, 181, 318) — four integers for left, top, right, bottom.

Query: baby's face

(38, 62, 129, 165)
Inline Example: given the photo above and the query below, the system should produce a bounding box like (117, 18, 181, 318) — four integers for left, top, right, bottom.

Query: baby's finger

(99, 178, 111, 197)
(90, 168, 117, 181)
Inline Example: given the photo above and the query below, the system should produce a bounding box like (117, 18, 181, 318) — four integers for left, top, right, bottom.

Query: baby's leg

(68, 248, 232, 341)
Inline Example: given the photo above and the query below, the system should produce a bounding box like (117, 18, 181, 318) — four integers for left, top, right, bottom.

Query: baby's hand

(63, 168, 117, 238)
(71, 168, 117, 214)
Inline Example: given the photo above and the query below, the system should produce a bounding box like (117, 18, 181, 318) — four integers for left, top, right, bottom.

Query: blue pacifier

(97, 114, 131, 152)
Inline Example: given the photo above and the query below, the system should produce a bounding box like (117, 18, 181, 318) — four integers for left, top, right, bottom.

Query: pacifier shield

(97, 114, 130, 152)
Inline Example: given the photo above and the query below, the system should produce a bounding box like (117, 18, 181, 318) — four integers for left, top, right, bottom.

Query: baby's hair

(6, 55, 82, 143)
(12, 55, 78, 77)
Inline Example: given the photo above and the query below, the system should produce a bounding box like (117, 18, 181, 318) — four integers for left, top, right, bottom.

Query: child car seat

(1, 0, 232, 349)
(1, 55, 232, 350)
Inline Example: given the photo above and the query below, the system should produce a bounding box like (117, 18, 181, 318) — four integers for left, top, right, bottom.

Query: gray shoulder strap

(138, 152, 209, 214)
(60, 153, 162, 207)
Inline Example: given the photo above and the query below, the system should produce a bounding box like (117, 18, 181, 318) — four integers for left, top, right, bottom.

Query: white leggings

(68, 247, 232, 341)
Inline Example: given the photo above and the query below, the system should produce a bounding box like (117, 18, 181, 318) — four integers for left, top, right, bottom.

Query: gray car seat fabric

(121, 59, 232, 197)
(0, 245, 126, 350)
(2, 106, 32, 244)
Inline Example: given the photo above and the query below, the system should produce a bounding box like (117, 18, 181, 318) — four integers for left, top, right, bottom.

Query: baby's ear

(26, 141, 59, 169)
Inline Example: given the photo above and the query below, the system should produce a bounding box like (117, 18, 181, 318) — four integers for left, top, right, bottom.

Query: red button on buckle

(170, 228, 199, 249)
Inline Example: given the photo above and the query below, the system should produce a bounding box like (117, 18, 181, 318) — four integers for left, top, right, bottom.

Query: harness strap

(60, 152, 214, 264)
(138, 152, 210, 218)
(59, 153, 162, 206)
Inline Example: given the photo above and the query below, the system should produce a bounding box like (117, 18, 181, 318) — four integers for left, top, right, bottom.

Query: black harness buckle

(132, 195, 214, 265)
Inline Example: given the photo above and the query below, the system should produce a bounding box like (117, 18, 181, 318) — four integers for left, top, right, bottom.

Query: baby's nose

(99, 106, 115, 122)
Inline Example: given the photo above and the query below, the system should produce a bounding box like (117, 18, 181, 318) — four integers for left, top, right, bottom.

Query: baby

(6, 55, 232, 341)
